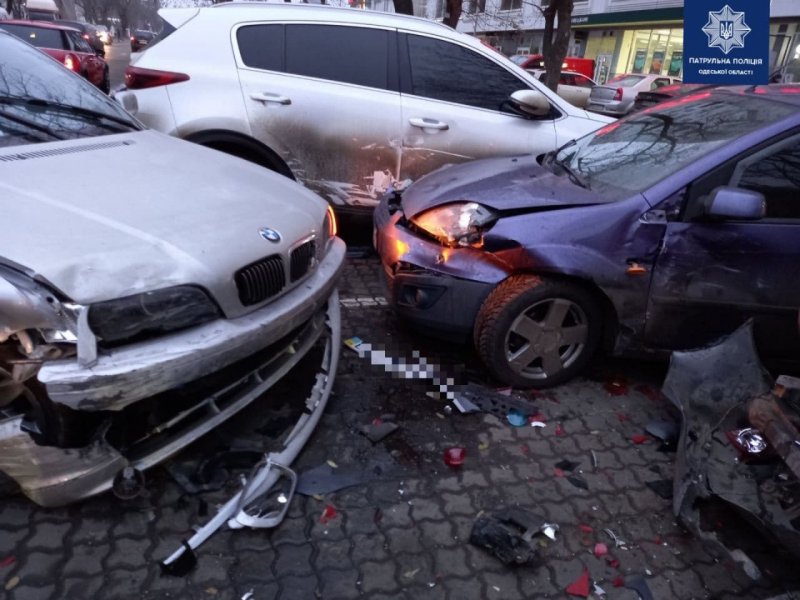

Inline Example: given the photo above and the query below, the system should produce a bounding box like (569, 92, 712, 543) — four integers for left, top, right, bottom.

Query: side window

(575, 75, 594, 88)
(651, 78, 670, 90)
(560, 73, 576, 86)
(285, 25, 389, 89)
(406, 34, 529, 112)
(237, 24, 285, 72)
(70, 32, 93, 53)
(732, 138, 800, 219)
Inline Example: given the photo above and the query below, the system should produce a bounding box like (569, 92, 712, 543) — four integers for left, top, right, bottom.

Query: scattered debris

(604, 377, 628, 396)
(0, 557, 15, 568)
(469, 507, 547, 566)
(567, 475, 589, 490)
(507, 409, 529, 427)
(645, 479, 673, 500)
(603, 528, 626, 548)
(296, 463, 369, 496)
(403, 568, 420, 579)
(4, 576, 19, 591)
(565, 567, 590, 597)
(606, 557, 620, 568)
(593, 582, 606, 597)
(478, 441, 490, 451)
(631, 434, 649, 445)
(320, 504, 338, 525)
(359, 420, 399, 444)
(241, 590, 254, 600)
(644, 420, 679, 445)
(443, 447, 466, 468)
(590, 451, 599, 469)
(593, 543, 608, 557)
(555, 424, 565, 436)
(555, 459, 580, 472)
(624, 575, 654, 600)
(579, 524, 593, 533)
(612, 575, 624, 587)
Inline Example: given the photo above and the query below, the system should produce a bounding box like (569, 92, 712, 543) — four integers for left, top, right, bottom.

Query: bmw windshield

(551, 92, 797, 197)
(0, 32, 139, 147)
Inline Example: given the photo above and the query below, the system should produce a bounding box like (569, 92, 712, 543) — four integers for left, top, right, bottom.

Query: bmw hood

(400, 155, 604, 218)
(0, 130, 327, 316)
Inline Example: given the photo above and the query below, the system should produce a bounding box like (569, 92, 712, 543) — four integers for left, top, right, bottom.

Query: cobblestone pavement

(1, 254, 799, 600)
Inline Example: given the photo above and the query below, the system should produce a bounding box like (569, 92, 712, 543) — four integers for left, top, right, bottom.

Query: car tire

(474, 275, 601, 388)
(101, 67, 110, 94)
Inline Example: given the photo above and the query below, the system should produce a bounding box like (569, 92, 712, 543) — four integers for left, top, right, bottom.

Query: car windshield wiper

(0, 96, 138, 132)
(0, 108, 65, 141)
(552, 155, 590, 190)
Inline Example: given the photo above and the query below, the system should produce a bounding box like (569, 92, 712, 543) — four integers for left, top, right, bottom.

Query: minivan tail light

(124, 66, 190, 90)
(63, 54, 79, 72)
(612, 87, 623, 101)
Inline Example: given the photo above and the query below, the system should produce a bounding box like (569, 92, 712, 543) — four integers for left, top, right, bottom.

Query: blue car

(375, 85, 800, 388)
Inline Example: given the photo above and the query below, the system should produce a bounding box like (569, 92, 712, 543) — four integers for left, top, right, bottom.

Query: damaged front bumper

(0, 239, 345, 507)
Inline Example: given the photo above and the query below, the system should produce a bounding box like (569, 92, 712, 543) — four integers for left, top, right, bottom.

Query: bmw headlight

(88, 285, 221, 344)
(410, 202, 498, 248)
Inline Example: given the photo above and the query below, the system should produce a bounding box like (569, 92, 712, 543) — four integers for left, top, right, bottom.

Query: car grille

(235, 255, 285, 306)
(290, 239, 316, 282)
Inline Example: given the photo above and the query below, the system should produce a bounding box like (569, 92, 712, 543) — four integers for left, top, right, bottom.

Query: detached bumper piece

(161, 292, 341, 574)
(664, 321, 800, 579)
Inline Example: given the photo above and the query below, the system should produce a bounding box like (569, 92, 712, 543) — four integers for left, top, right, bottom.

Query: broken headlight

(88, 285, 221, 344)
(410, 202, 497, 248)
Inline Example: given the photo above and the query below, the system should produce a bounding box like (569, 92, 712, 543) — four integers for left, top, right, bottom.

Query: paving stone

(312, 538, 353, 572)
(26, 521, 71, 550)
(8, 584, 55, 600)
(273, 542, 314, 577)
(359, 560, 397, 594)
(107, 536, 151, 570)
(349, 533, 389, 565)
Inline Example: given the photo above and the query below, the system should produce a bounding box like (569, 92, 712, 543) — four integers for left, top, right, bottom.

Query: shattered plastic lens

(88, 285, 221, 344)
(410, 202, 497, 248)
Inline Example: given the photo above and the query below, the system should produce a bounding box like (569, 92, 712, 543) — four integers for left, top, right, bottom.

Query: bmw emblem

(259, 227, 281, 243)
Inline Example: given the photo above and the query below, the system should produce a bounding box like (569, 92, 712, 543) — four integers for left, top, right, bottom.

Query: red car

(511, 54, 596, 80)
(0, 20, 110, 93)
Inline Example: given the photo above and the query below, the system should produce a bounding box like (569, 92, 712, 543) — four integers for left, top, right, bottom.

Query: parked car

(55, 19, 104, 55)
(130, 28, 154, 51)
(95, 24, 112, 45)
(374, 85, 800, 387)
(0, 20, 110, 92)
(631, 83, 719, 113)
(587, 73, 681, 117)
(511, 54, 595, 80)
(116, 4, 612, 217)
(0, 30, 345, 507)
(527, 69, 596, 108)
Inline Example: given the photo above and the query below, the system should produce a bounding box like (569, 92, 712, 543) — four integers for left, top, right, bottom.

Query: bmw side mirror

(704, 186, 765, 221)
(509, 89, 551, 118)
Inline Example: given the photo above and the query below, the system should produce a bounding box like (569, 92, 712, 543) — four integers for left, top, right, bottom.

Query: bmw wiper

(0, 96, 138, 132)
(0, 108, 65, 140)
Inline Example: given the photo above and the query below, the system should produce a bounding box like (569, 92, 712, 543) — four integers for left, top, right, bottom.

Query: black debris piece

(645, 479, 673, 500)
(469, 507, 545, 566)
(555, 459, 581, 472)
(296, 463, 369, 496)
(566, 475, 589, 490)
(359, 421, 399, 443)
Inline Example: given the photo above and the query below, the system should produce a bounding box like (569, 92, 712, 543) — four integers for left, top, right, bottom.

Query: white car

(0, 31, 344, 508)
(587, 73, 682, 117)
(527, 69, 597, 108)
(117, 3, 613, 213)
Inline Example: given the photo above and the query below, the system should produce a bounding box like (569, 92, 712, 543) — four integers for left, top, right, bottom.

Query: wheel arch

(183, 129, 294, 179)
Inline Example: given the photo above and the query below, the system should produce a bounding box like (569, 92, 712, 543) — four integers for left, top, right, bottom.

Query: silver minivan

(119, 3, 613, 214)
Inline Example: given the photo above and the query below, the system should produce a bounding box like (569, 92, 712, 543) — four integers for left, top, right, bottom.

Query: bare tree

(541, 0, 573, 92)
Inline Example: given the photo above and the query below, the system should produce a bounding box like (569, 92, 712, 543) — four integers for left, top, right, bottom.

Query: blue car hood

(400, 155, 603, 218)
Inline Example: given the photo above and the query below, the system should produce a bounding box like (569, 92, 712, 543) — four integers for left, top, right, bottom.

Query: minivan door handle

(409, 117, 449, 131)
(249, 92, 292, 105)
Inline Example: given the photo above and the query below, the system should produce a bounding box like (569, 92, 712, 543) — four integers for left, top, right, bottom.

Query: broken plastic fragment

(604, 528, 626, 548)
(403, 568, 420, 579)
(320, 504, 338, 524)
(241, 590, 254, 600)
(0, 556, 15, 568)
(593, 542, 608, 557)
(579, 524, 593, 533)
(567, 475, 589, 490)
(326, 460, 339, 469)
(555, 424, 565, 436)
(443, 447, 466, 467)
(603, 377, 628, 396)
(541, 523, 559, 541)
(360, 421, 399, 443)
(555, 459, 580, 472)
(554, 468, 565, 478)
(607, 557, 620, 568)
(593, 582, 606, 597)
(631, 434, 649, 445)
(478, 441, 490, 451)
(506, 409, 528, 427)
(612, 575, 624, 587)
(565, 567, 590, 597)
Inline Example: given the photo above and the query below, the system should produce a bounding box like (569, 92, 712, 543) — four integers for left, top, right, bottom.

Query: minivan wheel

(474, 275, 601, 388)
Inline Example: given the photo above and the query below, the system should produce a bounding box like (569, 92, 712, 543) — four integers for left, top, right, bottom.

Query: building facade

(445, 0, 800, 83)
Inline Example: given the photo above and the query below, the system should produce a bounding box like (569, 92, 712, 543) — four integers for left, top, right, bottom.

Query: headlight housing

(410, 202, 498, 248)
(88, 285, 221, 345)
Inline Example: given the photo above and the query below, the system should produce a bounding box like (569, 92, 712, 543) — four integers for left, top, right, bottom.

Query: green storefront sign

(572, 7, 684, 28)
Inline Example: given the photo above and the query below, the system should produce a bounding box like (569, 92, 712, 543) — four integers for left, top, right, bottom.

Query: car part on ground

(116, 3, 611, 214)
(663, 322, 800, 575)
(374, 86, 800, 387)
(0, 30, 345, 508)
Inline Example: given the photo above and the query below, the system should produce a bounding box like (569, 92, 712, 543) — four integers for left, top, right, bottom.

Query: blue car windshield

(555, 92, 797, 196)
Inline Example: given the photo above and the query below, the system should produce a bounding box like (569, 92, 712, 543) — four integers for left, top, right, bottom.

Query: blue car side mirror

(705, 186, 766, 221)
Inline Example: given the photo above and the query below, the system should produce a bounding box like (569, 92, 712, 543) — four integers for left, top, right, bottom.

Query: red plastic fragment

(612, 575, 625, 587)
(654, 535, 663, 545)
(593, 543, 608, 557)
(520, 444, 530, 456)
(554, 468, 565, 478)
(631, 434, 649, 444)
(578, 524, 594, 533)
(320, 504, 338, 525)
(443, 446, 466, 467)
(371, 417, 383, 426)
(555, 424, 565, 436)
(603, 377, 629, 396)
(607, 557, 621, 568)
(529, 413, 546, 423)
(565, 567, 590, 598)
(0, 556, 15, 568)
